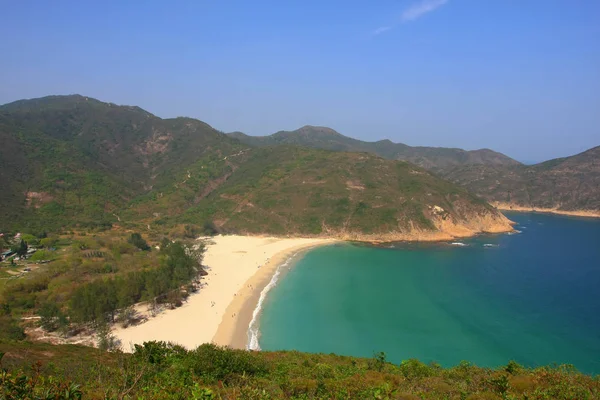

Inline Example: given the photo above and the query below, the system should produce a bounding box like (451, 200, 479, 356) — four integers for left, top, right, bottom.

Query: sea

(252, 212, 600, 375)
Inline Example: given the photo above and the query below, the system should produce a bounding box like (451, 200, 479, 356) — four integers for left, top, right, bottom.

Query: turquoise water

(258, 213, 600, 374)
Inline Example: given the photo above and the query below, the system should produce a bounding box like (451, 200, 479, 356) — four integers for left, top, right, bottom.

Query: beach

(113, 235, 335, 351)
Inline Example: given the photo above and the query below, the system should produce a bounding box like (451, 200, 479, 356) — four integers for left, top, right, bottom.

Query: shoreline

(494, 203, 600, 219)
(112, 223, 514, 351)
(112, 236, 335, 352)
(212, 242, 333, 349)
(210, 224, 515, 350)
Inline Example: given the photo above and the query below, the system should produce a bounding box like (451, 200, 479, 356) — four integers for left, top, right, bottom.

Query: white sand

(113, 235, 334, 352)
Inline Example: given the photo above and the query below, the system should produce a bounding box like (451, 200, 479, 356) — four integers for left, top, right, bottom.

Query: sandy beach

(113, 235, 335, 352)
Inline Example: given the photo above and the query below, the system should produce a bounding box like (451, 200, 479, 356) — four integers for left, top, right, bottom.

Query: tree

(128, 233, 150, 251)
(11, 240, 28, 257)
(0, 316, 25, 340)
(116, 306, 136, 328)
(40, 236, 58, 248)
(96, 322, 120, 352)
(184, 224, 198, 238)
(202, 221, 219, 236)
(38, 302, 68, 332)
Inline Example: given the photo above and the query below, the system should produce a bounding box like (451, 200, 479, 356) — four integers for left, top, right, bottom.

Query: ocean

(254, 212, 600, 374)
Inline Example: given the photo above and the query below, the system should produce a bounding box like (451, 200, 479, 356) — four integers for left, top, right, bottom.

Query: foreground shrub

(188, 344, 269, 382)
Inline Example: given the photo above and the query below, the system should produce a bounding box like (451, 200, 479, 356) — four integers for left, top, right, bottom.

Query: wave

(247, 252, 299, 350)
(450, 242, 467, 246)
(483, 244, 498, 248)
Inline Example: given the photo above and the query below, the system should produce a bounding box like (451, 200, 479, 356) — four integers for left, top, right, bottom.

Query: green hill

(0, 95, 511, 238)
(228, 125, 521, 170)
(0, 95, 244, 231)
(440, 146, 600, 212)
(172, 146, 512, 240)
(229, 126, 600, 213)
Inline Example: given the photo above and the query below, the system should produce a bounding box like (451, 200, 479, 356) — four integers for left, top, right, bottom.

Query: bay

(258, 213, 600, 374)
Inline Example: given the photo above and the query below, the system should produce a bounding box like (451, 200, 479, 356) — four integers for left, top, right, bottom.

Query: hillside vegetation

(1, 340, 598, 399)
(228, 125, 521, 170)
(0, 95, 511, 238)
(0, 230, 203, 344)
(0, 95, 243, 232)
(229, 126, 600, 213)
(173, 146, 512, 240)
(440, 146, 600, 212)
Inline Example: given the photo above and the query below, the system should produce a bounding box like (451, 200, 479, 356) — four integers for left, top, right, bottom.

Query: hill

(0, 95, 244, 231)
(0, 95, 511, 238)
(228, 125, 521, 170)
(171, 146, 512, 240)
(229, 126, 600, 214)
(440, 146, 600, 214)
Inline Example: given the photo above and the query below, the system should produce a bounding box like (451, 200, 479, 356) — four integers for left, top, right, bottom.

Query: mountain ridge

(441, 145, 600, 213)
(0, 94, 513, 238)
(228, 125, 522, 170)
(228, 126, 600, 214)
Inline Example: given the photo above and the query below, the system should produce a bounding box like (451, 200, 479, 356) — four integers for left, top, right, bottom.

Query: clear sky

(1, 0, 598, 162)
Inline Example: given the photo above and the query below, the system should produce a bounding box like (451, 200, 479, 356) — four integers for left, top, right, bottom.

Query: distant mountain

(0, 95, 511, 239)
(440, 146, 600, 212)
(229, 126, 600, 214)
(228, 125, 522, 170)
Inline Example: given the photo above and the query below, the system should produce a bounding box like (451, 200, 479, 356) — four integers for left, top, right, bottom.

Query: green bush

(0, 353, 82, 398)
(202, 221, 219, 236)
(399, 359, 435, 379)
(127, 233, 150, 251)
(188, 344, 269, 382)
(29, 250, 54, 262)
(20, 233, 40, 246)
(40, 236, 58, 248)
(133, 341, 187, 366)
(0, 316, 25, 340)
(38, 302, 68, 332)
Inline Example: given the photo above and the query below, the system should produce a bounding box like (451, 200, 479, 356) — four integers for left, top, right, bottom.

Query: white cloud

(401, 0, 449, 22)
(372, 26, 392, 36)
(370, 0, 449, 36)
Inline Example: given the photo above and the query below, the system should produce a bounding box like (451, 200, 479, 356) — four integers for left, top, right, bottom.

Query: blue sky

(1, 0, 598, 162)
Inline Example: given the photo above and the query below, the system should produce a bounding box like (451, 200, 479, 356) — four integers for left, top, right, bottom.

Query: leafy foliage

(69, 240, 200, 324)
(0, 231, 205, 340)
(10, 240, 27, 257)
(38, 302, 68, 332)
(127, 232, 150, 251)
(0, 341, 598, 399)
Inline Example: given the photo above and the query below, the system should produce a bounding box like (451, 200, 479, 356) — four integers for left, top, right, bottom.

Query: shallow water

(257, 213, 600, 374)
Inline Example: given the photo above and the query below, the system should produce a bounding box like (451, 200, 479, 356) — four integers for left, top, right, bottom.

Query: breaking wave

(247, 253, 299, 350)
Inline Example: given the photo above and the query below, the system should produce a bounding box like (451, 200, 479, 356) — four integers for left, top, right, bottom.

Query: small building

(1, 250, 14, 260)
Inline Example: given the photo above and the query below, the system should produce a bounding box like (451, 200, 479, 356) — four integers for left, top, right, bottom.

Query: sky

(1, 0, 599, 163)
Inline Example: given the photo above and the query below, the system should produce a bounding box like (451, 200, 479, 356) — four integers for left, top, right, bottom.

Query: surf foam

(247, 252, 299, 350)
